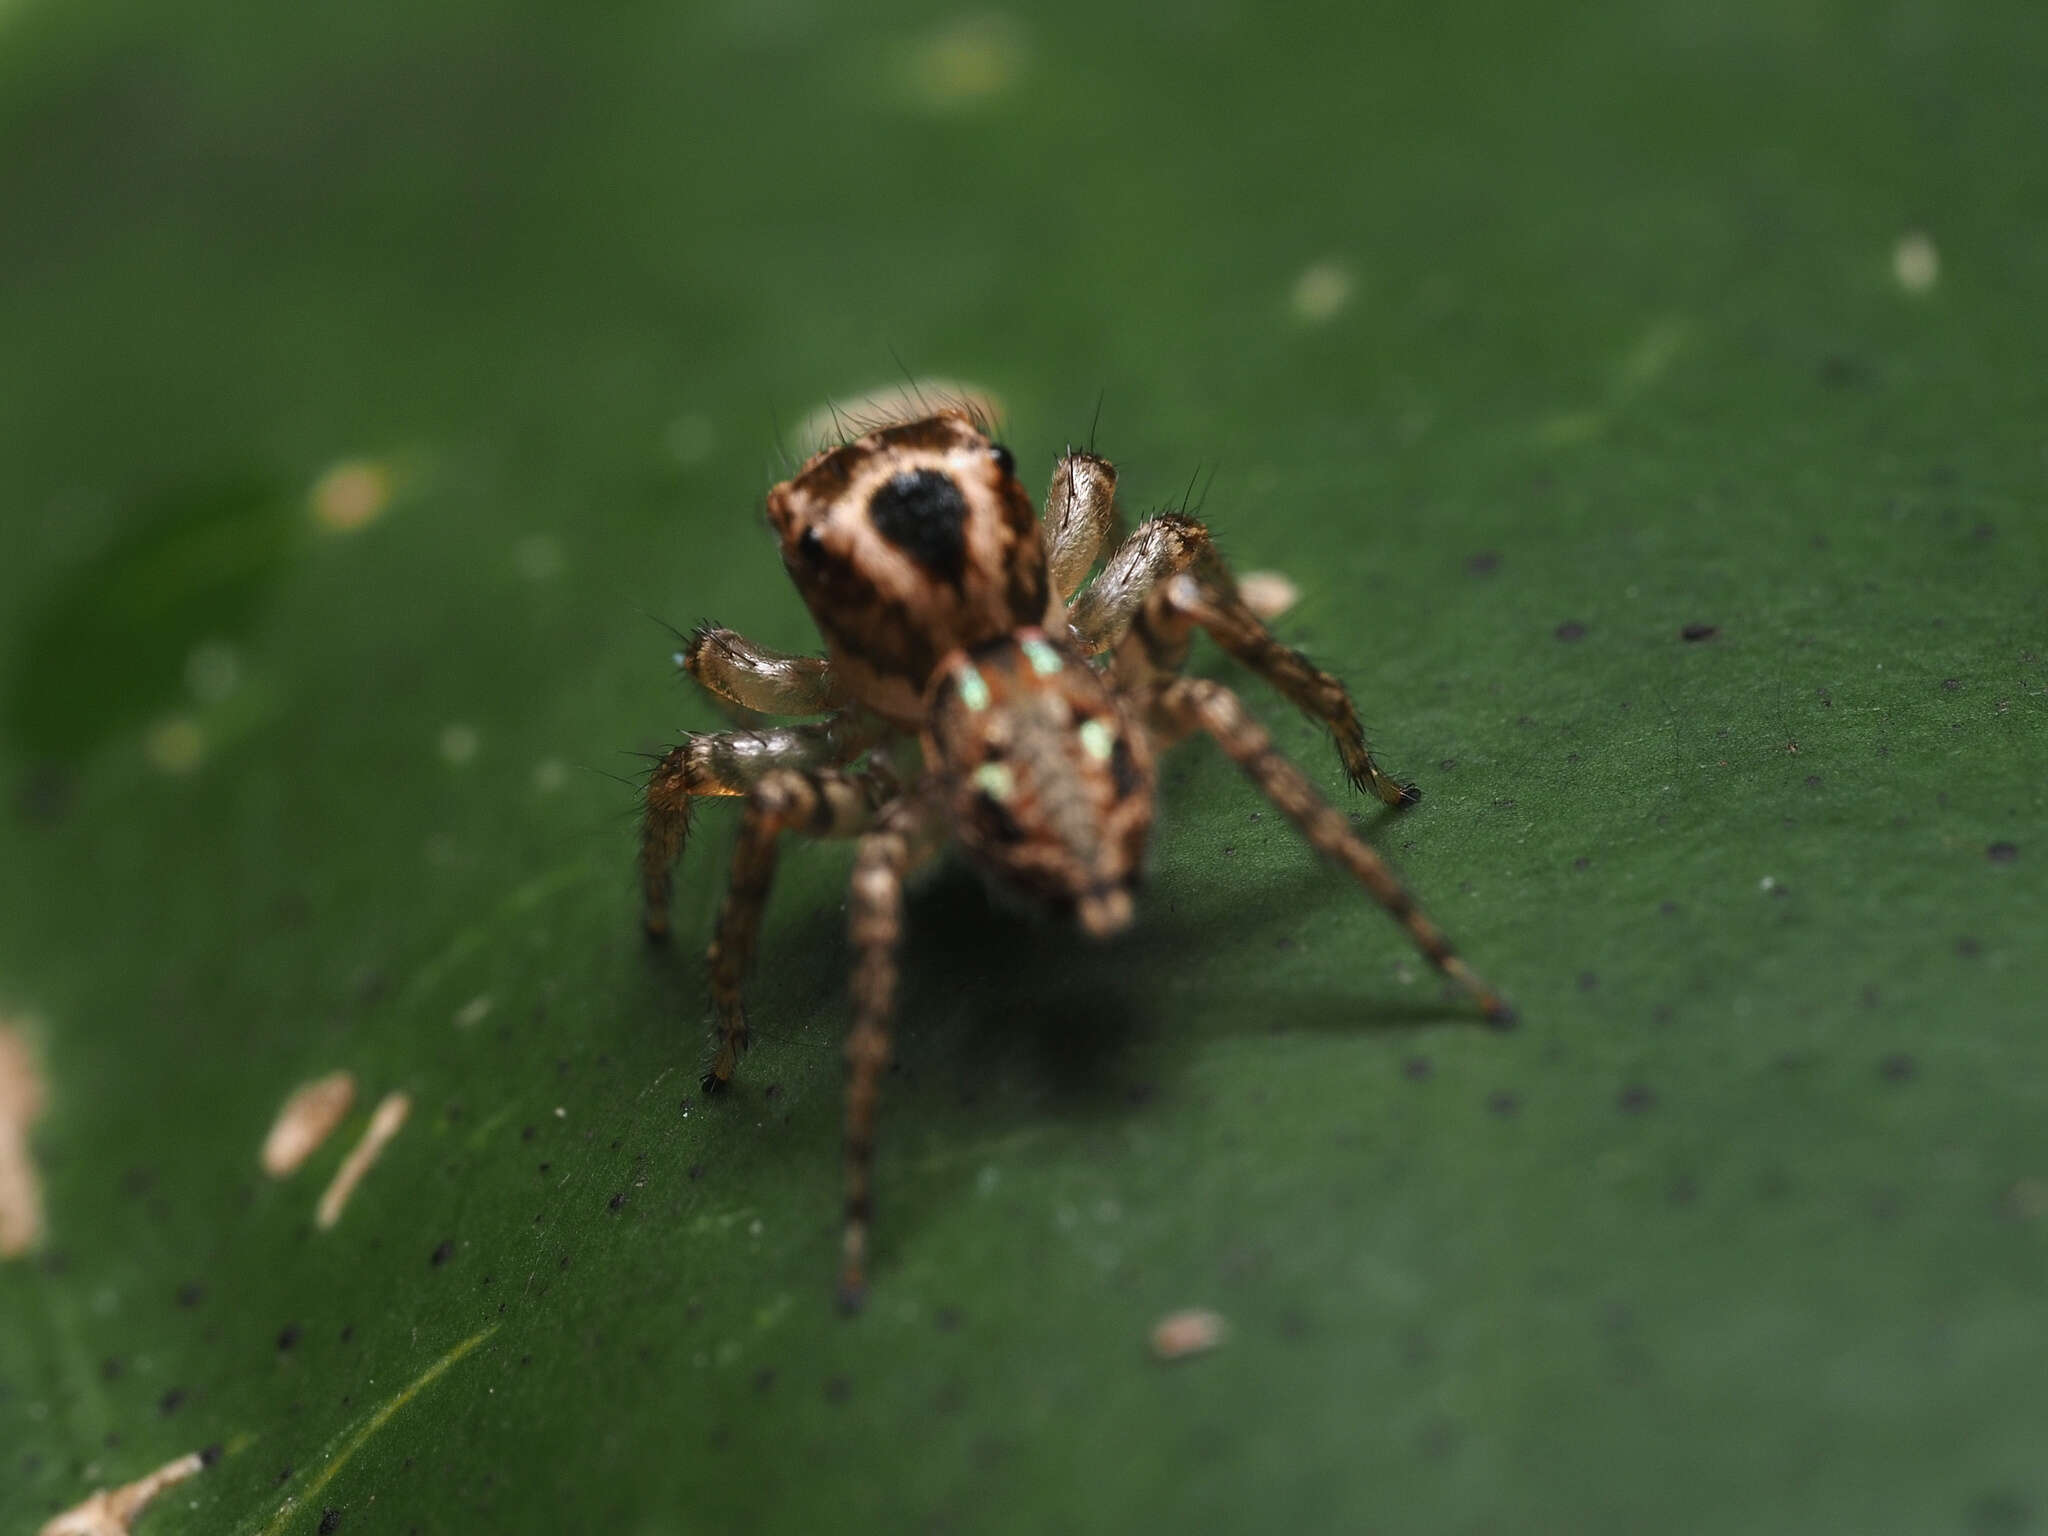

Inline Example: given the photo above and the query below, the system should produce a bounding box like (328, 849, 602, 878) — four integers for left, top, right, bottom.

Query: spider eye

(989, 443, 1015, 477)
(796, 525, 827, 563)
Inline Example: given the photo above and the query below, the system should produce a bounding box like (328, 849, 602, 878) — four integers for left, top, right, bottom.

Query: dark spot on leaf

(824, 1375, 851, 1405)
(158, 1387, 186, 1416)
(1403, 1056, 1433, 1081)
(936, 1306, 964, 1332)
(1487, 1091, 1519, 1117)
(1879, 1053, 1917, 1083)
(752, 1367, 776, 1392)
(319, 1509, 343, 1534)
(520, 1125, 536, 1142)
(1658, 900, 1678, 916)
(200, 1444, 223, 1467)
(1554, 621, 1586, 642)
(1680, 623, 1719, 642)
(1987, 841, 2018, 863)
(1942, 678, 1961, 691)
(99, 1357, 124, 1382)
(1668, 1175, 1698, 1205)
(1572, 855, 1590, 871)
(176, 1281, 204, 1308)
(1577, 971, 1598, 992)
(430, 1239, 455, 1267)
(1972, 522, 1996, 542)
(1817, 354, 1864, 387)
(1438, 758, 1456, 772)
(1618, 1085, 1655, 1113)
(688, 1164, 705, 1181)
(1957, 936, 1982, 958)
(1967, 1489, 2033, 1536)
(1805, 775, 1822, 788)
(607, 1192, 626, 1212)
(1465, 551, 1500, 576)
(276, 1324, 300, 1352)
(276, 1466, 293, 1486)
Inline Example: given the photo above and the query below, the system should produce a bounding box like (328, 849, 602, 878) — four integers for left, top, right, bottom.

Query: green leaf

(3, 2, 2044, 1533)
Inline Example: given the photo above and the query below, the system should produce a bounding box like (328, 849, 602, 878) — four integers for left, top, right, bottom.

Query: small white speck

(309, 458, 395, 533)
(453, 994, 493, 1029)
(1093, 1198, 1121, 1224)
(1290, 261, 1354, 324)
(512, 534, 562, 581)
(1758, 875, 1777, 892)
(183, 641, 241, 704)
(665, 413, 717, 466)
(531, 758, 568, 794)
(1150, 1308, 1228, 1362)
(898, 12, 1028, 111)
(976, 1165, 1000, 1196)
(144, 716, 206, 775)
(1055, 1203, 1078, 1230)
(748, 1218, 763, 1237)
(1893, 231, 1939, 293)
(554, 1106, 567, 1118)
(439, 723, 479, 766)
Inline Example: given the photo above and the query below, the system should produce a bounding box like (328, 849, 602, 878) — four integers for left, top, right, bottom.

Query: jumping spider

(641, 409, 1513, 1309)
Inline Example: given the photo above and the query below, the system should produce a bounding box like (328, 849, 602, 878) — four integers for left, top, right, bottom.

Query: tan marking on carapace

(0, 1019, 48, 1259)
(315, 1090, 411, 1229)
(259, 1070, 357, 1178)
(1150, 1307, 1228, 1361)
(38, 1450, 205, 1536)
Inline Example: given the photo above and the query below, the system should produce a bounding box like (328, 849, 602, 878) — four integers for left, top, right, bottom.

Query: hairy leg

(640, 714, 879, 941)
(1042, 449, 1120, 601)
(1151, 676, 1514, 1026)
(836, 795, 943, 1313)
(702, 765, 893, 1093)
(680, 623, 838, 716)
(1084, 514, 1416, 806)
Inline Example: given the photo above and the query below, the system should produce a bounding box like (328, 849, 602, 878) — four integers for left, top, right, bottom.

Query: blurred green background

(2, 1, 2044, 1531)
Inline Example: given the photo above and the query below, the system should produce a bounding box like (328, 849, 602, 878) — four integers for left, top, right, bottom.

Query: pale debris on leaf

(1150, 1307, 1228, 1362)
(39, 1450, 205, 1536)
(0, 1019, 48, 1258)
(316, 1091, 411, 1228)
(1237, 570, 1300, 621)
(309, 458, 395, 533)
(260, 1070, 357, 1178)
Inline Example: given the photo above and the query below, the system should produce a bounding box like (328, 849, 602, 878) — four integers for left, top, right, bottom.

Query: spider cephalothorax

(765, 413, 1054, 727)
(641, 406, 1512, 1308)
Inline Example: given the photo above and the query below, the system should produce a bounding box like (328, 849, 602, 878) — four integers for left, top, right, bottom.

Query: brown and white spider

(640, 409, 1513, 1308)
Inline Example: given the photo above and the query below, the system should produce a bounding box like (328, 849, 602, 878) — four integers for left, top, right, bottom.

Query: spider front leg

(680, 623, 838, 716)
(640, 714, 877, 942)
(1042, 448, 1120, 601)
(701, 764, 896, 1093)
(1082, 514, 1417, 808)
(837, 792, 942, 1314)
(1150, 676, 1514, 1026)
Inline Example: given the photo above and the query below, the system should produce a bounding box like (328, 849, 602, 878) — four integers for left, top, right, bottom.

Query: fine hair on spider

(640, 407, 1514, 1310)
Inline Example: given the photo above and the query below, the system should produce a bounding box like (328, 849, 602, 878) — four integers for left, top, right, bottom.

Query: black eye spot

(989, 443, 1015, 476)
(869, 468, 969, 584)
(797, 525, 827, 564)
(972, 791, 1025, 845)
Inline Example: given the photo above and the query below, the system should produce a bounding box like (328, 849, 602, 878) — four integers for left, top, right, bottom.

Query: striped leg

(1042, 449, 1121, 601)
(640, 714, 875, 941)
(702, 766, 889, 1093)
(838, 798, 941, 1313)
(1083, 515, 1416, 809)
(1151, 677, 1514, 1027)
(680, 622, 837, 716)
